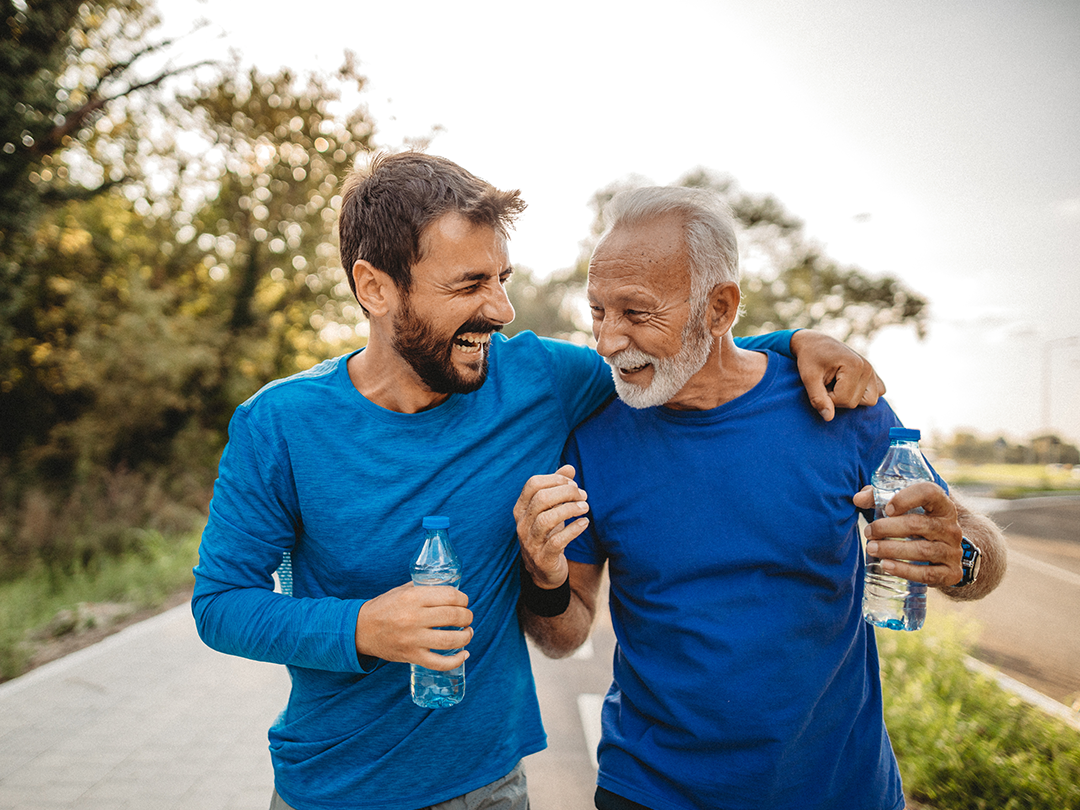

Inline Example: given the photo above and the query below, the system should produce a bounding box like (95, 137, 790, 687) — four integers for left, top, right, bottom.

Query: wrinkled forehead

(588, 218, 691, 297)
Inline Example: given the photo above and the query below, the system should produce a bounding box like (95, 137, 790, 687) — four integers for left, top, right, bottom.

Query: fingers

(852, 485, 873, 509)
(803, 376, 835, 422)
(860, 372, 886, 405)
(882, 482, 954, 519)
(413, 627, 474, 671)
(515, 467, 588, 546)
(864, 483, 963, 587)
(514, 464, 579, 521)
(355, 583, 475, 665)
(829, 356, 875, 411)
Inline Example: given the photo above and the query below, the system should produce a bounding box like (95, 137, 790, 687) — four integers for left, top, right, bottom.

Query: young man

(193, 153, 887, 810)
(515, 186, 1005, 810)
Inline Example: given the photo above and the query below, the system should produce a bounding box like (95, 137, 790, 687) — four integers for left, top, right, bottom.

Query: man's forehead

(589, 223, 689, 295)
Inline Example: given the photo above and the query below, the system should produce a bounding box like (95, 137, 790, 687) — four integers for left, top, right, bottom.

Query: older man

(515, 186, 1005, 810)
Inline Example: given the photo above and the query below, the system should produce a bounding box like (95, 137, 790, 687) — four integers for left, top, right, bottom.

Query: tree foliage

(0, 1, 377, 576)
(507, 169, 929, 351)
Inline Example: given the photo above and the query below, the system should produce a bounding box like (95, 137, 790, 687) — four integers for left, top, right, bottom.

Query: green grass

(942, 463, 1080, 498)
(879, 618, 1080, 809)
(0, 529, 200, 681)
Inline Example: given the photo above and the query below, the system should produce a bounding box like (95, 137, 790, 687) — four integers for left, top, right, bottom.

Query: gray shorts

(269, 760, 529, 810)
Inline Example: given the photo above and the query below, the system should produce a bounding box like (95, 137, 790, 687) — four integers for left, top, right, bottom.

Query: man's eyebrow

(450, 266, 513, 286)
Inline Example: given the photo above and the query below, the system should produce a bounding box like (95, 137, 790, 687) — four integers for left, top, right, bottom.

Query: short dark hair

(338, 152, 526, 304)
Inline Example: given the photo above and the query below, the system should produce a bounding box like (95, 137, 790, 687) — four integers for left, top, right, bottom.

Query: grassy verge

(0, 529, 201, 681)
(879, 619, 1080, 809)
(942, 463, 1080, 499)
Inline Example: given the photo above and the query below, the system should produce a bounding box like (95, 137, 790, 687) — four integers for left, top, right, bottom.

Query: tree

(0, 5, 379, 574)
(0, 0, 208, 458)
(507, 169, 928, 350)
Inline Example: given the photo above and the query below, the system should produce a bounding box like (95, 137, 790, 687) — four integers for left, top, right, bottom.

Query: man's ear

(707, 281, 742, 337)
(352, 259, 396, 317)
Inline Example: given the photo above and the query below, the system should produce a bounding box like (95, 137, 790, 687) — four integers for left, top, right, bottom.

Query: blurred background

(1, 0, 1078, 806)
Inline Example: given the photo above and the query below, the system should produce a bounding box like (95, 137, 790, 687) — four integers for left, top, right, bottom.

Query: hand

(514, 464, 590, 589)
(854, 483, 964, 587)
(791, 329, 886, 421)
(354, 583, 473, 670)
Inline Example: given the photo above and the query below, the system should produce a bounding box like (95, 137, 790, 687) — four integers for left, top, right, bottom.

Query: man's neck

(665, 335, 768, 412)
(347, 338, 450, 414)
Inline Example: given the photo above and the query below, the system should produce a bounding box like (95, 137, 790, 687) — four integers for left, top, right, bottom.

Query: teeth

(621, 364, 649, 374)
(454, 333, 490, 354)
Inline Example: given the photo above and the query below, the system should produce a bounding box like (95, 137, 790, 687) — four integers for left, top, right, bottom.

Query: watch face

(960, 539, 981, 585)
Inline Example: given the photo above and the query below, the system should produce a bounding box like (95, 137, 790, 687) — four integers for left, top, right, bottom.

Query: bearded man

(193, 153, 886, 810)
(514, 185, 1006, 810)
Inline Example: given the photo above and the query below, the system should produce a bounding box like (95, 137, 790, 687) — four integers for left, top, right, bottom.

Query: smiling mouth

(453, 332, 492, 355)
(620, 362, 650, 375)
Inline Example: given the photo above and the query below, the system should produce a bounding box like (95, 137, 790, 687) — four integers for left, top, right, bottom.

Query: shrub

(879, 619, 1080, 809)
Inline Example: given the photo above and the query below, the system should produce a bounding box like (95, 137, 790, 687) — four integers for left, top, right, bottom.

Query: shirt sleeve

(561, 431, 606, 566)
(191, 405, 372, 674)
(536, 335, 616, 429)
(734, 329, 797, 356)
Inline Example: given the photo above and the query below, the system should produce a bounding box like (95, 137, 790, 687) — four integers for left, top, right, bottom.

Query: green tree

(0, 3, 377, 575)
(508, 170, 928, 350)
(0, 0, 206, 457)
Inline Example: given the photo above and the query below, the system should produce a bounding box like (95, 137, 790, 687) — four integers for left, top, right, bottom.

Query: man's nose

(482, 280, 515, 326)
(594, 315, 629, 358)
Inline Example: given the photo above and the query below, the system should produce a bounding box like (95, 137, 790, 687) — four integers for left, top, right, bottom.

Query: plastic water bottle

(862, 427, 933, 631)
(410, 516, 465, 708)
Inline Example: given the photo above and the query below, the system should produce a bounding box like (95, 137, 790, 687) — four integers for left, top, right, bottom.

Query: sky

(155, 0, 1080, 444)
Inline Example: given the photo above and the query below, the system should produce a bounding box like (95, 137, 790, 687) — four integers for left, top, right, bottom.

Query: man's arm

(789, 329, 887, 421)
(513, 464, 603, 658)
(855, 484, 1007, 600)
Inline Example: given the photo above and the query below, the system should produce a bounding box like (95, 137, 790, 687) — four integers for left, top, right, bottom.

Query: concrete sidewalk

(0, 604, 290, 810)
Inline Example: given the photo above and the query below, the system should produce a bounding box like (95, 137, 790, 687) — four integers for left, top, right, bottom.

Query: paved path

(0, 604, 596, 810)
(0, 605, 290, 810)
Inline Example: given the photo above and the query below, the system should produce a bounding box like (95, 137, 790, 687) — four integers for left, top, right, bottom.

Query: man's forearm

(518, 561, 602, 659)
(940, 498, 1007, 602)
(519, 595, 596, 659)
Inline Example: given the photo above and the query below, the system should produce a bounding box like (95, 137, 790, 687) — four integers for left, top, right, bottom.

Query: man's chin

(613, 377, 666, 410)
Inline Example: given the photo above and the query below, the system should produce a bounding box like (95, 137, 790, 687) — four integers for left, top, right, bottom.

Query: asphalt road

(931, 494, 1080, 706)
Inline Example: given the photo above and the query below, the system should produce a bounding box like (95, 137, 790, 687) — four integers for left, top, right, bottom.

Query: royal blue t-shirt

(192, 330, 794, 810)
(564, 351, 931, 810)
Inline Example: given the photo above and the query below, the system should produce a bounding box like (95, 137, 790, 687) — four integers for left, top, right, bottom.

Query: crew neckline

(336, 348, 468, 425)
(652, 351, 778, 424)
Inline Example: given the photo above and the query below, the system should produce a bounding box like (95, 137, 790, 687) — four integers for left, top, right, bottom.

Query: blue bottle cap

(889, 427, 921, 441)
(422, 515, 450, 529)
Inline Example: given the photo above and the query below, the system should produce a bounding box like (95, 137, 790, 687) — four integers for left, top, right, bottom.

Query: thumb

(801, 374, 835, 421)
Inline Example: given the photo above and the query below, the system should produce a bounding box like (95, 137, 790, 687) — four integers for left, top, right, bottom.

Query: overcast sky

(158, 0, 1080, 444)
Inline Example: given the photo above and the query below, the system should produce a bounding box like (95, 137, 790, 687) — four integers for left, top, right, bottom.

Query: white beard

(605, 316, 714, 410)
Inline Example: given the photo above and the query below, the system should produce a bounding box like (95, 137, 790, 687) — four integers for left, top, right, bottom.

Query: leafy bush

(879, 619, 1080, 809)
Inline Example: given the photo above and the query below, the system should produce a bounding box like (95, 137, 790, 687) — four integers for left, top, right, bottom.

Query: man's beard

(392, 296, 502, 395)
(605, 302, 714, 409)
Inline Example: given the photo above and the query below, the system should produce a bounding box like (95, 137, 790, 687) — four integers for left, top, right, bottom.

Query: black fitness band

(519, 561, 572, 617)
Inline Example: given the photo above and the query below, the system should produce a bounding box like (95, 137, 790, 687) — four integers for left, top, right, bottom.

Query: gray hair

(598, 186, 740, 309)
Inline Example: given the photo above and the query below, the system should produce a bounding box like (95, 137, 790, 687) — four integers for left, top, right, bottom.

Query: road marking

(1008, 549, 1080, 588)
(577, 693, 604, 770)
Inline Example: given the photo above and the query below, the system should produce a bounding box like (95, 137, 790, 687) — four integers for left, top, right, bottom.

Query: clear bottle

(862, 427, 933, 631)
(410, 516, 465, 708)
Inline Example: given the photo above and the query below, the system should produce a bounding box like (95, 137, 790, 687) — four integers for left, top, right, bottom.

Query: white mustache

(604, 349, 659, 371)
